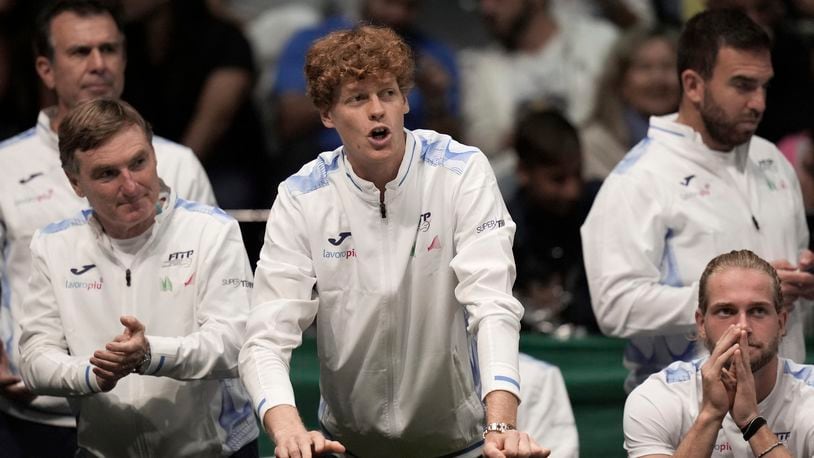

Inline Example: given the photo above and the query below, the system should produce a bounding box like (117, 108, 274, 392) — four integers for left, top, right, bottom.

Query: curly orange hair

(305, 25, 415, 111)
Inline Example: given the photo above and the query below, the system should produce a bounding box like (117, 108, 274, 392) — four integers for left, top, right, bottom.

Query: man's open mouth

(370, 127, 389, 140)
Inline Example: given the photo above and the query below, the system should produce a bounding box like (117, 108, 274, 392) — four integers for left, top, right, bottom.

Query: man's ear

(777, 306, 788, 337)
(36, 56, 56, 90)
(320, 109, 334, 129)
(695, 308, 706, 340)
(65, 169, 85, 198)
(681, 69, 705, 105)
(403, 94, 410, 115)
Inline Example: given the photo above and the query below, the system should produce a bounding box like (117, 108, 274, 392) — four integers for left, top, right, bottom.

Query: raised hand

(89, 315, 150, 392)
(729, 329, 759, 429)
(699, 325, 742, 420)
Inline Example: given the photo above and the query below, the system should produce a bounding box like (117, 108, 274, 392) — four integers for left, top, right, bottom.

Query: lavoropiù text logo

(712, 441, 731, 452)
(65, 279, 103, 290)
(322, 248, 357, 259)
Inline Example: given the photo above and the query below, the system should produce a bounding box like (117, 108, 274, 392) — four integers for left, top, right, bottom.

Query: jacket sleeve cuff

(255, 391, 298, 427)
(480, 362, 522, 401)
(84, 365, 102, 393)
(141, 335, 180, 376)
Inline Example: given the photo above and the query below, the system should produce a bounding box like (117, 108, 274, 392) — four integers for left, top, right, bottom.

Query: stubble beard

(699, 87, 760, 150)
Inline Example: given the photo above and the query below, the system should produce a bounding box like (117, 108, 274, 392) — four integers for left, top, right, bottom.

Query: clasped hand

(89, 315, 150, 392)
(699, 324, 759, 428)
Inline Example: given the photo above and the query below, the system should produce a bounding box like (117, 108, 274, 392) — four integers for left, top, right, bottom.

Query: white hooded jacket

(19, 188, 256, 457)
(581, 114, 808, 391)
(240, 129, 524, 457)
(0, 109, 216, 426)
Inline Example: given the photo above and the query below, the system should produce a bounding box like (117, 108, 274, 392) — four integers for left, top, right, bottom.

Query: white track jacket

(240, 129, 524, 457)
(0, 109, 216, 426)
(582, 114, 809, 391)
(18, 189, 257, 457)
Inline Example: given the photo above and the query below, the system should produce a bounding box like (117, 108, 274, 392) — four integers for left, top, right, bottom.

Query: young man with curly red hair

(240, 25, 547, 457)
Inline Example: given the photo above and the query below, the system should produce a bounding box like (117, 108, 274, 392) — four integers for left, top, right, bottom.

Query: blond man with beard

(623, 250, 814, 457)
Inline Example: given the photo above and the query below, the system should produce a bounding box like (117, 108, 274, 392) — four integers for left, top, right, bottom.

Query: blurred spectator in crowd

(708, 0, 814, 143)
(508, 108, 600, 337)
(121, 0, 270, 210)
(207, 0, 324, 158)
(549, 0, 655, 29)
(581, 26, 679, 181)
(778, 119, 814, 250)
(272, 0, 461, 178)
(460, 0, 618, 182)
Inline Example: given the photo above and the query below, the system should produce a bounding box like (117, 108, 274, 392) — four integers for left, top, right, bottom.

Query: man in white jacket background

(0, 1, 215, 455)
(18, 99, 257, 457)
(239, 25, 547, 458)
(582, 8, 814, 392)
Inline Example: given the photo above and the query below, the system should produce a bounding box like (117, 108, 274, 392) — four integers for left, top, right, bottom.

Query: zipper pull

(380, 201, 387, 219)
(751, 215, 760, 231)
(126, 269, 131, 287)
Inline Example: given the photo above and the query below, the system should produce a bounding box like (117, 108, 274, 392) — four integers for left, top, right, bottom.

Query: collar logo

(328, 232, 352, 246)
(162, 250, 194, 267)
(427, 235, 441, 252)
(160, 276, 173, 292)
(19, 172, 43, 184)
(70, 264, 96, 275)
(417, 212, 432, 232)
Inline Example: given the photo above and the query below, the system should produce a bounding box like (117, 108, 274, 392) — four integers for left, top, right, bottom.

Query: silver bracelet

(757, 441, 783, 458)
(482, 422, 516, 439)
(135, 347, 152, 375)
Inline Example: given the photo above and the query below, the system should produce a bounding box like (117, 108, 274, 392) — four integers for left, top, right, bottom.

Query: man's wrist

(135, 345, 152, 375)
(482, 422, 516, 439)
(740, 415, 767, 441)
(697, 408, 726, 427)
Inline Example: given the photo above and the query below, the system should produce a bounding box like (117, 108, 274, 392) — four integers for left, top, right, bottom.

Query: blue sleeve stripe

(256, 398, 267, 415)
(85, 366, 93, 391)
(149, 356, 166, 375)
(494, 375, 520, 389)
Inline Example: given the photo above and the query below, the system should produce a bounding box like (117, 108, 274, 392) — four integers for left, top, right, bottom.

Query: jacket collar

(341, 128, 419, 202)
(648, 114, 750, 172)
(36, 108, 60, 154)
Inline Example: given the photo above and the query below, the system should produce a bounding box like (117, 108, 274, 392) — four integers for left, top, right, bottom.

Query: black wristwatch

(740, 415, 767, 441)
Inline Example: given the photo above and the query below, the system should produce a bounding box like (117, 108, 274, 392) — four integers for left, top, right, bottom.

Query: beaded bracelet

(757, 441, 783, 458)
